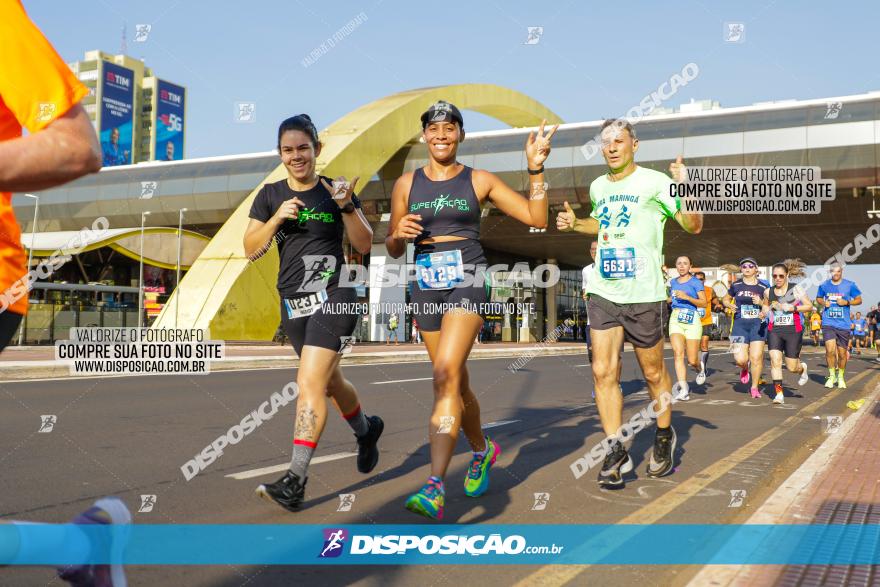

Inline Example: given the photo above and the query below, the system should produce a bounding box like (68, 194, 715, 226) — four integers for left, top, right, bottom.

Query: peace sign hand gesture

(321, 176, 360, 208)
(525, 119, 559, 169)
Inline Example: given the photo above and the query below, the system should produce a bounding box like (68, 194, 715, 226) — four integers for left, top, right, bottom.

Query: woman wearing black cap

(722, 257, 770, 399)
(243, 114, 383, 512)
(385, 100, 557, 520)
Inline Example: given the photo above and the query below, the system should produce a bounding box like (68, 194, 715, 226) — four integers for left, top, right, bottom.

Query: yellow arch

(153, 84, 562, 339)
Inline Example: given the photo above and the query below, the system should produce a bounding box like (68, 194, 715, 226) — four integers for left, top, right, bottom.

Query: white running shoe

(798, 362, 809, 386)
(696, 366, 707, 385)
(773, 392, 784, 405)
(675, 381, 690, 401)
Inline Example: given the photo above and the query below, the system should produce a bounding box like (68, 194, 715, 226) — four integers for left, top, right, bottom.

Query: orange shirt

(700, 285, 714, 326)
(0, 0, 88, 315)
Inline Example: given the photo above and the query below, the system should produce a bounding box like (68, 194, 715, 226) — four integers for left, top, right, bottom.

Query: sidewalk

(688, 369, 880, 587)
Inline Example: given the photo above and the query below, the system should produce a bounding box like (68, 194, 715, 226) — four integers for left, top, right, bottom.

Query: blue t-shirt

(670, 275, 704, 310)
(817, 279, 862, 330)
(853, 319, 866, 334)
(728, 279, 769, 322)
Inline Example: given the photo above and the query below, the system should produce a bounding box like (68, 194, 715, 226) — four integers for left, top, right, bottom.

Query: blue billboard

(154, 80, 185, 161)
(99, 62, 134, 167)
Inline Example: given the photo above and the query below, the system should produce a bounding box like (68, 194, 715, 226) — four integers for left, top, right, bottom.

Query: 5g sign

(166, 114, 183, 132)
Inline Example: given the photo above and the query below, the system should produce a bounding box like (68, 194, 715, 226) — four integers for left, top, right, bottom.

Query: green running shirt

(585, 166, 680, 304)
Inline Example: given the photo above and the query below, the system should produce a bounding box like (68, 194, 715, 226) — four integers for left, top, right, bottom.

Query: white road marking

(225, 452, 358, 480)
(566, 404, 593, 412)
(483, 420, 521, 429)
(370, 377, 433, 385)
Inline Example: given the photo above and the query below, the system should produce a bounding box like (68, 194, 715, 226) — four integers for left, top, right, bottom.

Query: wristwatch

(340, 201, 356, 214)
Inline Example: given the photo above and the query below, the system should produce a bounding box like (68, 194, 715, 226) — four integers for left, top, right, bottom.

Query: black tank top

(768, 283, 803, 330)
(407, 166, 481, 244)
(767, 283, 794, 305)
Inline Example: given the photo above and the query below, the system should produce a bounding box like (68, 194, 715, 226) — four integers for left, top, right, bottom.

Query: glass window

(745, 107, 809, 131)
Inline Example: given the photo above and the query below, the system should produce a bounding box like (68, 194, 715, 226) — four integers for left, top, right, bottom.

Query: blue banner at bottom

(3, 524, 880, 565)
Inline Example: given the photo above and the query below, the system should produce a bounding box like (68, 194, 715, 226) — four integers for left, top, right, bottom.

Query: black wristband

(527, 166, 544, 175)
(340, 201, 356, 214)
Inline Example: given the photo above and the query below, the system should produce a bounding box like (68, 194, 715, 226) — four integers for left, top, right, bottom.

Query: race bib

(284, 289, 328, 319)
(599, 247, 636, 279)
(825, 295, 844, 319)
(677, 309, 695, 324)
(416, 249, 464, 290)
(774, 313, 794, 326)
(698, 308, 706, 318)
(741, 304, 760, 319)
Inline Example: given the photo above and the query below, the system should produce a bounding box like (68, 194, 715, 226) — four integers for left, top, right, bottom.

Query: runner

(244, 114, 384, 511)
(868, 304, 880, 362)
(385, 101, 556, 519)
(852, 312, 866, 355)
(582, 240, 597, 364)
(667, 256, 706, 400)
(693, 270, 719, 385)
(722, 257, 769, 399)
(762, 259, 812, 404)
(810, 310, 822, 347)
(556, 118, 703, 489)
(816, 264, 862, 388)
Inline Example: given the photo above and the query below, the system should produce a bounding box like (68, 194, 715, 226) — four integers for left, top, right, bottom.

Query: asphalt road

(2, 345, 878, 586)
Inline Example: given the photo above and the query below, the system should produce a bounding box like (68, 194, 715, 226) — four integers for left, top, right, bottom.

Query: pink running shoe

(750, 387, 761, 399)
(740, 368, 750, 385)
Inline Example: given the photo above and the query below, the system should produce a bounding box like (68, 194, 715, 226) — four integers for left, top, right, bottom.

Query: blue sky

(24, 0, 880, 159)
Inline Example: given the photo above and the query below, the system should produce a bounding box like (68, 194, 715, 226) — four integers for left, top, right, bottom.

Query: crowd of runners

(1, 3, 878, 584)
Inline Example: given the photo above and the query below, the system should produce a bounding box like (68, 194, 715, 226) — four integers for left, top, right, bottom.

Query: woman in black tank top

(762, 259, 813, 403)
(385, 100, 558, 519)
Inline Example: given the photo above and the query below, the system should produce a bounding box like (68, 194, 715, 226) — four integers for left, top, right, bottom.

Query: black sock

(700, 351, 709, 369)
(656, 425, 672, 437)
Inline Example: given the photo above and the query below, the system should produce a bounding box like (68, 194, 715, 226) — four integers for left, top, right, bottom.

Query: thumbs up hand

(556, 201, 577, 232)
(669, 155, 686, 182)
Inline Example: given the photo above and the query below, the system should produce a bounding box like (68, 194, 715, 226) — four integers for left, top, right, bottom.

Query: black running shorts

(767, 327, 803, 359)
(409, 239, 491, 332)
(587, 294, 665, 349)
(280, 286, 359, 356)
(0, 311, 22, 352)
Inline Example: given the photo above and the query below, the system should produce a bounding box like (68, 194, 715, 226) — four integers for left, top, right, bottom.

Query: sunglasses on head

(741, 263, 756, 269)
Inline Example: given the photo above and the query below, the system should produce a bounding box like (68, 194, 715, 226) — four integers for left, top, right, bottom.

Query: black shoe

(646, 426, 677, 478)
(256, 470, 307, 512)
(597, 441, 633, 489)
(356, 415, 384, 473)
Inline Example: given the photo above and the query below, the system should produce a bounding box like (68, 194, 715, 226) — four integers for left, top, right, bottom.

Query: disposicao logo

(319, 528, 348, 558)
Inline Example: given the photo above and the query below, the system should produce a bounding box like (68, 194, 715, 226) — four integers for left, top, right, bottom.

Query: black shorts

(587, 294, 665, 349)
(280, 286, 359, 356)
(701, 324, 712, 337)
(0, 311, 23, 352)
(767, 327, 803, 359)
(409, 239, 491, 332)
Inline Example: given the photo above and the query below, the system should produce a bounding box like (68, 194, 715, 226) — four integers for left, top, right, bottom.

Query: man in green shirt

(557, 119, 702, 489)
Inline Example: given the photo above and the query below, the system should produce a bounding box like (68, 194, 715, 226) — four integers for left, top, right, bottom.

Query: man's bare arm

(0, 104, 102, 192)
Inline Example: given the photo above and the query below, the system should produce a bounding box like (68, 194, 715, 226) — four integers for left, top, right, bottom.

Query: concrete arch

(153, 84, 562, 339)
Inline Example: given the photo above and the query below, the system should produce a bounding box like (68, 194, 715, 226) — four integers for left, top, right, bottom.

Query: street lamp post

(175, 208, 187, 327)
(138, 211, 151, 327)
(18, 194, 39, 345)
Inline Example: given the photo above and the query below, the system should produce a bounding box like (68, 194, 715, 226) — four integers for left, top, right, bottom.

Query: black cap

(739, 256, 758, 266)
(420, 101, 464, 129)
